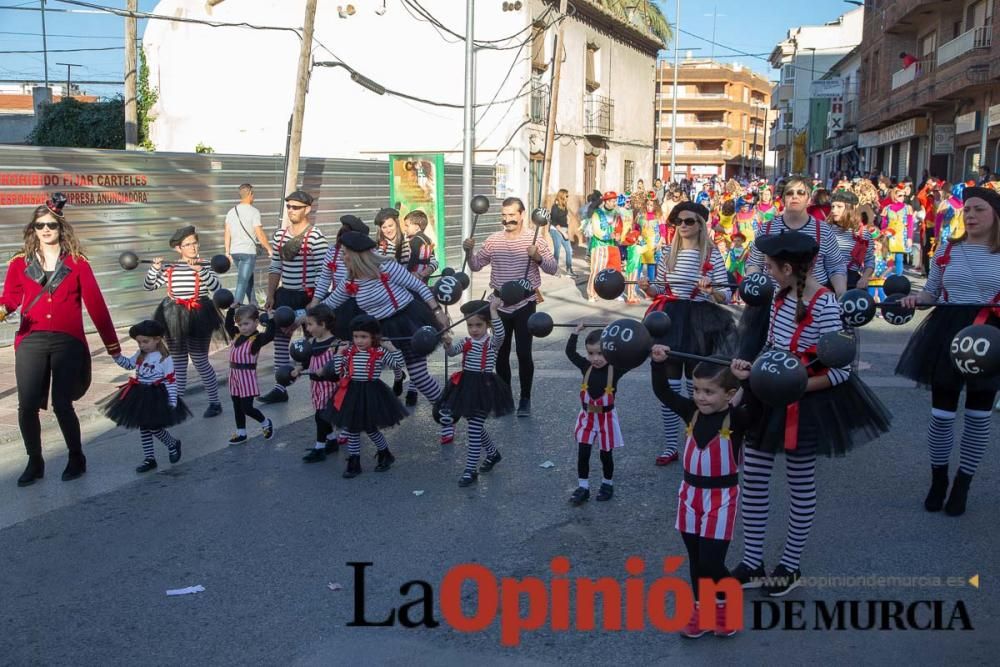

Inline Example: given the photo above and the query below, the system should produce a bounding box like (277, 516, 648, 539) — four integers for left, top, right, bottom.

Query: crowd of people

(1, 174, 998, 638)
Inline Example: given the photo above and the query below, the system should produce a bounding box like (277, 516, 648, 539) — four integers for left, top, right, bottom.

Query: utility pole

(283, 0, 319, 221)
(539, 0, 569, 211)
(124, 0, 138, 149)
(39, 0, 50, 89)
(55, 62, 81, 98)
(669, 0, 681, 183)
(461, 0, 475, 243)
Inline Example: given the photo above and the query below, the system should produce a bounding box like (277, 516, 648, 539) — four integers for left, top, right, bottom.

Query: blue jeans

(231, 253, 256, 305)
(893, 252, 905, 276)
(548, 227, 573, 270)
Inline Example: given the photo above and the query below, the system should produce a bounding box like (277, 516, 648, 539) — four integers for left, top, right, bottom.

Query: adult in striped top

(374, 208, 410, 265)
(223, 305, 275, 445)
(297, 304, 345, 463)
(261, 190, 329, 404)
(638, 201, 737, 467)
(828, 189, 874, 290)
(437, 298, 514, 487)
(325, 315, 409, 479)
(144, 225, 226, 418)
(321, 232, 455, 444)
(463, 197, 558, 417)
(896, 187, 1000, 516)
(313, 215, 369, 304)
(731, 232, 889, 598)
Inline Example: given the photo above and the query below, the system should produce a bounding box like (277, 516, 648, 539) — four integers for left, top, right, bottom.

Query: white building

(144, 0, 663, 216)
(768, 6, 863, 177)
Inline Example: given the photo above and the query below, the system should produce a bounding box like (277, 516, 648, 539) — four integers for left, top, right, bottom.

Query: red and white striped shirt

(467, 226, 558, 313)
(308, 337, 339, 410)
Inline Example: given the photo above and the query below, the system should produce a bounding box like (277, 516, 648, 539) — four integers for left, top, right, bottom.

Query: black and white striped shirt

(651, 247, 731, 302)
(143, 263, 219, 299)
(830, 226, 874, 272)
(767, 289, 849, 385)
(314, 244, 346, 301)
(268, 226, 328, 292)
(924, 242, 1000, 304)
(333, 346, 406, 380)
(322, 261, 435, 319)
(375, 237, 410, 264)
(445, 318, 505, 372)
(748, 215, 847, 285)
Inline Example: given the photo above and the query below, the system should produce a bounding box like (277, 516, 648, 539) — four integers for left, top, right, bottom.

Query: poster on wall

(389, 153, 447, 267)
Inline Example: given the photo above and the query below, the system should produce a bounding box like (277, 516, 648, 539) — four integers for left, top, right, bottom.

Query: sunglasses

(285, 203, 308, 211)
(33, 222, 59, 230)
(675, 217, 699, 226)
(784, 189, 809, 197)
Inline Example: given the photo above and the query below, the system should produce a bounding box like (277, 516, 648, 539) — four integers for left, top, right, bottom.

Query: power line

(0, 45, 124, 54)
(0, 30, 126, 39)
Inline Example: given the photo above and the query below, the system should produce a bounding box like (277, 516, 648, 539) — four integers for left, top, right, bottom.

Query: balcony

(937, 26, 991, 68)
(583, 94, 613, 138)
(529, 85, 549, 125)
(775, 83, 794, 103)
(659, 125, 738, 140)
(890, 57, 935, 90)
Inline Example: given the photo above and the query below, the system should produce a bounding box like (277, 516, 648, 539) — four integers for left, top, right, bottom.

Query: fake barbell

(118, 251, 231, 274)
(592, 268, 773, 306)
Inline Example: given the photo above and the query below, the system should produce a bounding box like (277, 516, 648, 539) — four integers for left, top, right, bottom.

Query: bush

(28, 97, 126, 149)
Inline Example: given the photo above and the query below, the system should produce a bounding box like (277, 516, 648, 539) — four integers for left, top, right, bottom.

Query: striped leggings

(927, 387, 996, 475)
(402, 347, 454, 439)
(166, 335, 219, 403)
(346, 429, 389, 455)
(273, 331, 292, 382)
(139, 427, 179, 460)
(659, 373, 693, 458)
(740, 447, 817, 572)
(587, 245, 611, 300)
(464, 413, 497, 471)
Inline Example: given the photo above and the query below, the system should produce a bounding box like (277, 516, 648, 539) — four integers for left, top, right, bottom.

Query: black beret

(284, 190, 314, 205)
(340, 231, 376, 252)
(831, 189, 859, 206)
(350, 314, 380, 335)
(169, 225, 197, 248)
(963, 187, 1000, 221)
(129, 319, 166, 339)
(667, 201, 710, 224)
(373, 208, 400, 226)
(340, 214, 370, 235)
(754, 232, 819, 260)
(459, 300, 490, 317)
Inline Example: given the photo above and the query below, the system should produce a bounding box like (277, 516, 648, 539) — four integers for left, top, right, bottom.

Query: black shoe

(324, 439, 340, 453)
(393, 372, 407, 397)
(945, 471, 973, 517)
(405, 390, 418, 407)
(17, 457, 44, 487)
(168, 440, 182, 464)
(343, 454, 362, 478)
(517, 398, 531, 418)
(136, 458, 158, 473)
(374, 448, 395, 472)
(458, 470, 479, 487)
(261, 419, 274, 440)
(61, 453, 86, 482)
(258, 387, 288, 404)
(202, 402, 223, 418)
(228, 433, 248, 445)
(763, 565, 802, 597)
(569, 487, 590, 506)
(596, 483, 614, 501)
(924, 465, 949, 512)
(480, 451, 502, 472)
(730, 562, 767, 589)
(303, 448, 326, 463)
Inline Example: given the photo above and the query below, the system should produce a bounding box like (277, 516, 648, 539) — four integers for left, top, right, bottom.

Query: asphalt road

(1, 277, 997, 666)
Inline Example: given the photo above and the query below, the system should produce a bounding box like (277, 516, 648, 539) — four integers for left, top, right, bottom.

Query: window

(529, 153, 544, 213)
(529, 72, 547, 124)
(782, 64, 795, 83)
(624, 160, 636, 193)
(586, 43, 600, 93)
(920, 31, 936, 57)
(966, 0, 986, 31)
(531, 22, 547, 72)
(584, 154, 597, 195)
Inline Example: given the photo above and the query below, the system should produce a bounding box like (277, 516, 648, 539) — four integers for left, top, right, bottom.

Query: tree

(138, 47, 158, 151)
(28, 97, 126, 149)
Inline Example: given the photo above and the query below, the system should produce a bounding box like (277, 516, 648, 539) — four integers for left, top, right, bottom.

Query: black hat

(754, 232, 819, 259)
(667, 201, 710, 224)
(339, 231, 376, 252)
(169, 225, 197, 248)
(284, 190, 314, 206)
(129, 319, 165, 339)
(459, 300, 490, 317)
(831, 189, 859, 206)
(340, 214, 370, 235)
(963, 187, 1000, 221)
(350, 314, 380, 335)
(373, 208, 399, 226)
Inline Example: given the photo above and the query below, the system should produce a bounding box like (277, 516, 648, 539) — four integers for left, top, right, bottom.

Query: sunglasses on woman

(784, 189, 809, 197)
(32, 222, 59, 230)
(674, 217, 699, 226)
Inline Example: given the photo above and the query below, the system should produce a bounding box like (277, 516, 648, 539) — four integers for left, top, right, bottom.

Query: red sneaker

(440, 433, 454, 445)
(655, 452, 678, 466)
(680, 603, 708, 639)
(714, 602, 738, 637)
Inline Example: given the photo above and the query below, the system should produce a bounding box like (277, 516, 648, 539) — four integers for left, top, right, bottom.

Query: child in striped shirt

(225, 305, 275, 445)
(296, 304, 344, 463)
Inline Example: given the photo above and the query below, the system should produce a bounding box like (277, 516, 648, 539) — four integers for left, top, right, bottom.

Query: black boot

(61, 452, 86, 482)
(944, 471, 973, 516)
(374, 448, 395, 472)
(343, 454, 362, 479)
(924, 465, 949, 512)
(17, 456, 44, 487)
(405, 390, 418, 407)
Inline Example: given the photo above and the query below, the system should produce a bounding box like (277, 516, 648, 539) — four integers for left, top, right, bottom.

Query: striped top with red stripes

(467, 226, 558, 313)
(321, 261, 435, 320)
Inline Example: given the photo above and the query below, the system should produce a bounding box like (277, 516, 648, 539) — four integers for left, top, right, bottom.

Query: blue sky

(0, 0, 859, 98)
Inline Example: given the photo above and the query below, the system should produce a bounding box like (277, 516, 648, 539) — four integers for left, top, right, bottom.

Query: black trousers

(15, 332, 90, 458)
(231, 395, 266, 429)
(497, 301, 536, 399)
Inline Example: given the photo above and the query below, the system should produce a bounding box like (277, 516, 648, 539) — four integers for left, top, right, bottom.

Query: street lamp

(312, 61, 387, 96)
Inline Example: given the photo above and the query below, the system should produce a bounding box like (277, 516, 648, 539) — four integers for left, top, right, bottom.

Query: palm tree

(596, 1, 672, 45)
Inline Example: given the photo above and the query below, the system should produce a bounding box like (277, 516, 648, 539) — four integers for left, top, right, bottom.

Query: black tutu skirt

(154, 296, 228, 344)
(333, 298, 362, 340)
(436, 371, 515, 421)
(326, 380, 407, 433)
(379, 300, 439, 353)
(895, 306, 1000, 392)
(648, 299, 738, 358)
(98, 383, 192, 430)
(749, 375, 892, 457)
(733, 297, 773, 361)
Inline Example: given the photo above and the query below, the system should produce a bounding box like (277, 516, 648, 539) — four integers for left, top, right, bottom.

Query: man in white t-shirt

(224, 183, 271, 305)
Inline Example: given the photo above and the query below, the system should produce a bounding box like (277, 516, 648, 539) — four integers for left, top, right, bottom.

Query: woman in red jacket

(0, 195, 121, 487)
